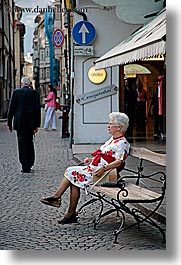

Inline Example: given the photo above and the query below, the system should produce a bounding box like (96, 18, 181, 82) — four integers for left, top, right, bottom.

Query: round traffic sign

(53, 29, 64, 48)
(72, 21, 96, 45)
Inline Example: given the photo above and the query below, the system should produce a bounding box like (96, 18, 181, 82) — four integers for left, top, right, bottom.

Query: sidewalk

(0, 119, 166, 250)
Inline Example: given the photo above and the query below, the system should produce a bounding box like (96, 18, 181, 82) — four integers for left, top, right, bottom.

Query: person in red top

(43, 85, 57, 130)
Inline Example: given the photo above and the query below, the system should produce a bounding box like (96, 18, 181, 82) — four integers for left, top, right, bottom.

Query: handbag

(55, 101, 60, 110)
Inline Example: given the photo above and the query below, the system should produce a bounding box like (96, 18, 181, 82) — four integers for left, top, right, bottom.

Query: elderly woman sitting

(40, 112, 130, 224)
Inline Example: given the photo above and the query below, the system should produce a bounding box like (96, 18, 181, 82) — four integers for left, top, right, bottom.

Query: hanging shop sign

(74, 45, 94, 56)
(76, 85, 118, 105)
(88, 66, 107, 84)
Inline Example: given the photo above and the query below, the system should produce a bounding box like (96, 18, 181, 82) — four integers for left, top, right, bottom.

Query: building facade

(72, 0, 140, 144)
(33, 12, 60, 106)
(31, 0, 166, 143)
(0, 0, 16, 119)
(23, 52, 33, 86)
(0, 1, 25, 119)
(14, 5, 25, 88)
(68, 0, 165, 144)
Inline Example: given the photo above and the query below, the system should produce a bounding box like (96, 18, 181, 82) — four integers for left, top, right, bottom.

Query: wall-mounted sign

(74, 45, 94, 56)
(53, 28, 64, 48)
(88, 66, 107, 84)
(72, 21, 96, 45)
(76, 85, 118, 105)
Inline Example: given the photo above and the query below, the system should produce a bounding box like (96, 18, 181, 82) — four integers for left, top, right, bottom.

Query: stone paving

(0, 119, 166, 250)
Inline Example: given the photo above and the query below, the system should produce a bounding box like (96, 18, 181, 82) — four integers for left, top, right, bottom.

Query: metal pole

(69, 43, 74, 147)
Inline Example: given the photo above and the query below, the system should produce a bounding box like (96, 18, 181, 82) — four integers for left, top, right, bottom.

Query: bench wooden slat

(130, 147, 166, 167)
(94, 182, 160, 202)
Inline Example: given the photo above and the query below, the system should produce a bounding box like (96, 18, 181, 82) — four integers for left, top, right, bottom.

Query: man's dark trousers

(17, 129, 35, 172)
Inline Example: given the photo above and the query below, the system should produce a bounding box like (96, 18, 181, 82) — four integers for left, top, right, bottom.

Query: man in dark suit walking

(7, 77, 41, 173)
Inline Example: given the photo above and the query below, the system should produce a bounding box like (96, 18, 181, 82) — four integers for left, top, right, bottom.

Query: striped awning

(95, 8, 166, 69)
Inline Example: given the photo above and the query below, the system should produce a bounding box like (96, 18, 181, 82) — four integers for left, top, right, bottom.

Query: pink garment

(157, 75, 164, 115)
(47, 91, 56, 107)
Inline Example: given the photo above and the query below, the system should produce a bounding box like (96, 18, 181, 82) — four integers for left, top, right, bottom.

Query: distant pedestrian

(124, 78, 137, 142)
(135, 78, 147, 139)
(148, 80, 159, 137)
(43, 85, 57, 131)
(7, 76, 41, 173)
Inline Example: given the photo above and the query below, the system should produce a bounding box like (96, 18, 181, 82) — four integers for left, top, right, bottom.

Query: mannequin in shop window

(135, 78, 147, 140)
(148, 76, 165, 139)
(124, 78, 137, 142)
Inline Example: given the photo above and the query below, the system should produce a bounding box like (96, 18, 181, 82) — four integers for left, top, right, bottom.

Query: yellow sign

(88, 66, 107, 84)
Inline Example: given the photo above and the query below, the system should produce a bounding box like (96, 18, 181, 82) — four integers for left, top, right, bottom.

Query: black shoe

(58, 213, 77, 224)
(21, 169, 31, 173)
(40, 197, 61, 208)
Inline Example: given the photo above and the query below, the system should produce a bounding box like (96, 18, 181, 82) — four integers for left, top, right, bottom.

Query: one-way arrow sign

(72, 21, 96, 45)
(78, 23, 89, 44)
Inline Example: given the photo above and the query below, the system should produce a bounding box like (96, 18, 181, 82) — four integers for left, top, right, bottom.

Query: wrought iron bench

(78, 147, 166, 244)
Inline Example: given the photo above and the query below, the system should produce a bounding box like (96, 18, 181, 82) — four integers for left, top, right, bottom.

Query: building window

(40, 49, 44, 60)
(46, 68, 50, 78)
(54, 4, 61, 20)
(40, 69, 44, 79)
(45, 47, 49, 58)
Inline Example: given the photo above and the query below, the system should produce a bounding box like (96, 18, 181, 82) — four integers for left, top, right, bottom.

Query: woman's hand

(94, 167, 105, 177)
(83, 157, 92, 165)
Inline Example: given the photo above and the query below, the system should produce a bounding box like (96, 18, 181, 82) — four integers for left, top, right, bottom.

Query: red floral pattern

(64, 136, 130, 190)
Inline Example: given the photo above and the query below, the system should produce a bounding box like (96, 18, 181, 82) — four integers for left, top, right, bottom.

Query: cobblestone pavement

(0, 120, 166, 250)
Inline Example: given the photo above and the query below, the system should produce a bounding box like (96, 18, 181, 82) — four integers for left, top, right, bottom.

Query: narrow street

(0, 119, 166, 250)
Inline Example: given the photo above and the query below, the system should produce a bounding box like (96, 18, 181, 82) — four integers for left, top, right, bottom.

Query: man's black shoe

(21, 169, 31, 173)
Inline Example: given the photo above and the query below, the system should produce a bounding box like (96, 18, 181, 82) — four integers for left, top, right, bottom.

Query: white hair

(21, 76, 31, 86)
(109, 112, 129, 133)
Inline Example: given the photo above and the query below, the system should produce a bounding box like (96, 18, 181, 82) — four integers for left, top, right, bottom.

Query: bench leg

(78, 197, 100, 214)
(115, 206, 166, 243)
(134, 209, 166, 243)
(93, 207, 125, 228)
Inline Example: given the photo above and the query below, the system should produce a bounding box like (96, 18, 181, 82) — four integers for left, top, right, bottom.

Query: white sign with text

(76, 85, 118, 105)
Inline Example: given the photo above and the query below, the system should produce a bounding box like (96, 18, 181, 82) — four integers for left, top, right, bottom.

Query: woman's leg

(43, 108, 51, 129)
(65, 184, 80, 216)
(52, 109, 56, 130)
(52, 178, 80, 215)
(40, 177, 70, 207)
(52, 177, 71, 198)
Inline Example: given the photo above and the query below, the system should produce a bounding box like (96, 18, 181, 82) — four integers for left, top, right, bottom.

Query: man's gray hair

(109, 112, 129, 133)
(21, 76, 31, 86)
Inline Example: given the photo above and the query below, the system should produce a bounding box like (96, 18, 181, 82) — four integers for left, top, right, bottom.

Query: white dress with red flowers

(64, 136, 130, 190)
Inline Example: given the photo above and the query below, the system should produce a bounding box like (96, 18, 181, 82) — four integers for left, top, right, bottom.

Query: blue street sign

(72, 21, 96, 45)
